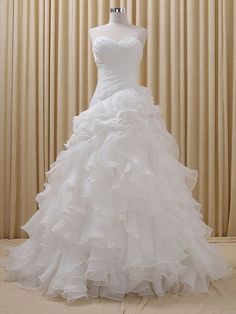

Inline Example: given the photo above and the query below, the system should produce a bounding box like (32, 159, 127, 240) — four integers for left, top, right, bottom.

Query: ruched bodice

(89, 36, 144, 107)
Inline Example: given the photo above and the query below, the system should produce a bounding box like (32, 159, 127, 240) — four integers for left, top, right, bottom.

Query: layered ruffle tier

(0, 86, 232, 304)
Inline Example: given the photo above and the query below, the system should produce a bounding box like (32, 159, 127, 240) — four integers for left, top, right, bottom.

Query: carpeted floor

(0, 238, 236, 314)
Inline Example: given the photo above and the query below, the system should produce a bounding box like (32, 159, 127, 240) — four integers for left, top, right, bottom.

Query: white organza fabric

(0, 36, 233, 304)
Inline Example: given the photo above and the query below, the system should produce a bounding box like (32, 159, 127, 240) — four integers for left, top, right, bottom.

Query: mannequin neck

(109, 11, 129, 25)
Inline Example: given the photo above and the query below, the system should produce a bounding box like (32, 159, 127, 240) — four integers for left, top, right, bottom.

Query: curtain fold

(0, 0, 235, 238)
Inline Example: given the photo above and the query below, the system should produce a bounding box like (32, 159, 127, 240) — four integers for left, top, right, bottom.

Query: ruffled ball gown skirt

(0, 36, 232, 304)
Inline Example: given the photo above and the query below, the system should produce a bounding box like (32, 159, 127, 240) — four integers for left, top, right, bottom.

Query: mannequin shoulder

(131, 26, 147, 45)
(137, 26, 148, 38)
(139, 26, 148, 34)
(89, 25, 107, 42)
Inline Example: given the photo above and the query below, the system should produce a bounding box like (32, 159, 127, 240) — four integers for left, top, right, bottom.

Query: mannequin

(89, 7, 147, 48)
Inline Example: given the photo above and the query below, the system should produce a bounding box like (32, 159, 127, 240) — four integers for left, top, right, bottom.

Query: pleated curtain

(0, 0, 235, 238)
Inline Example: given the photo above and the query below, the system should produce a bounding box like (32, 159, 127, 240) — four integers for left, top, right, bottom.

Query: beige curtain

(0, 0, 235, 238)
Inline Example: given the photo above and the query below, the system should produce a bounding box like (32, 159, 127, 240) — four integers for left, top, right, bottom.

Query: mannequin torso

(89, 8, 147, 48)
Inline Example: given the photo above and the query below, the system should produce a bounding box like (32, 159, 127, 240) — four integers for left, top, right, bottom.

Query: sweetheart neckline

(91, 36, 144, 50)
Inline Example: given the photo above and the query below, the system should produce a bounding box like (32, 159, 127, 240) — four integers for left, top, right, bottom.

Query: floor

(0, 237, 236, 314)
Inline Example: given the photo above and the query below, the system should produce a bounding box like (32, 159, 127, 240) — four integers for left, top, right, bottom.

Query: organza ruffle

(0, 86, 233, 304)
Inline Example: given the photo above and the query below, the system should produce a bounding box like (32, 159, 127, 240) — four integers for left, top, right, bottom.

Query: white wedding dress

(0, 36, 233, 304)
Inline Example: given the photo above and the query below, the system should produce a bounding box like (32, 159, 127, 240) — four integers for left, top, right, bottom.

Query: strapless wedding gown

(0, 36, 232, 304)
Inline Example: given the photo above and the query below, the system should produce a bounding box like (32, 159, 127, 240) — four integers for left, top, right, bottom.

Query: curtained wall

(0, 0, 235, 238)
